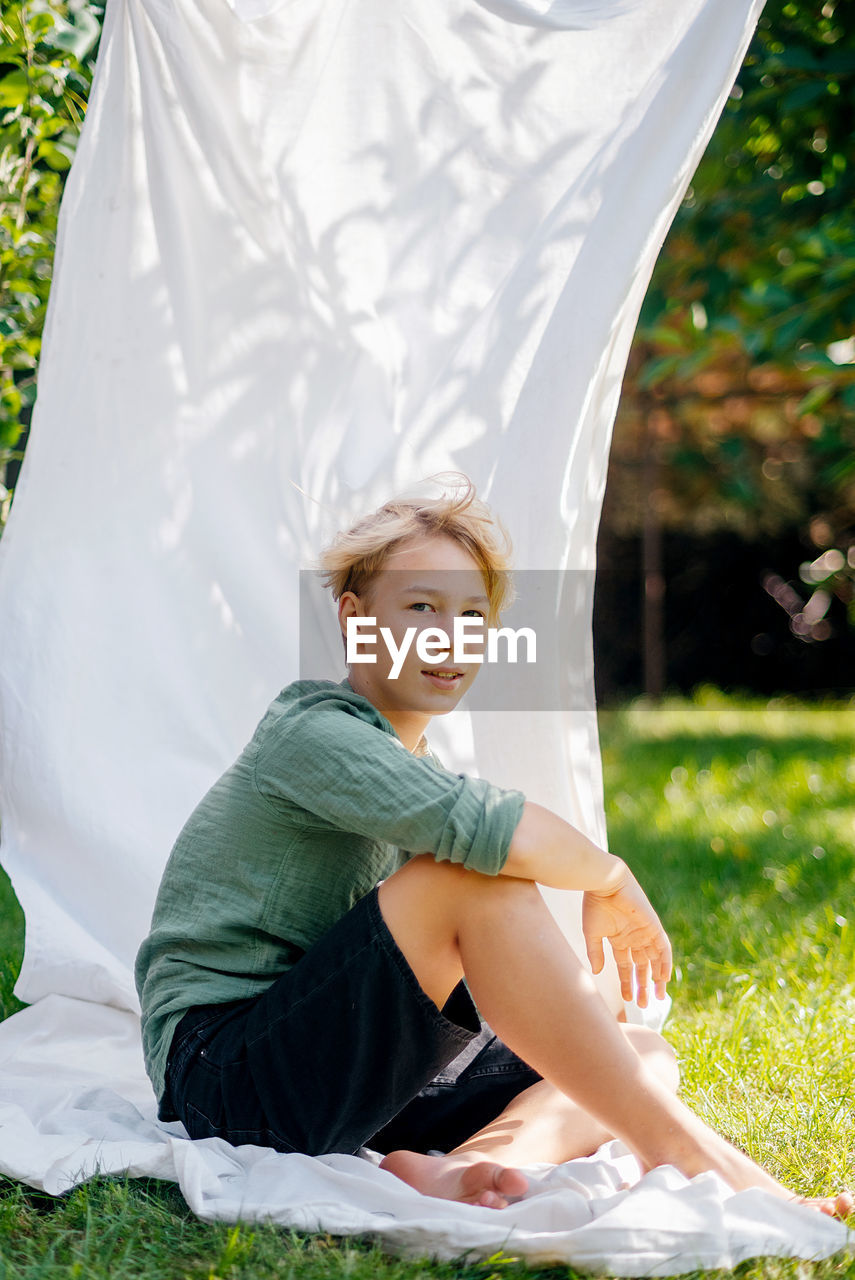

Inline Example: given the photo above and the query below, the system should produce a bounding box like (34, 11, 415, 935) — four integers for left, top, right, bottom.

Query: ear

(337, 590, 363, 639)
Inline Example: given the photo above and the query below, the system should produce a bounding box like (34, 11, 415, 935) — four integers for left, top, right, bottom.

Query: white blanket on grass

(0, 998, 848, 1272)
(0, 0, 850, 1268)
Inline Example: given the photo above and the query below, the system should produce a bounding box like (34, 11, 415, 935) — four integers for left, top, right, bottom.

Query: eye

(409, 601, 435, 612)
(462, 609, 486, 619)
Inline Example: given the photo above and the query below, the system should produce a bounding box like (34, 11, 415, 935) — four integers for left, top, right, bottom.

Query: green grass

(599, 689, 855, 1208)
(0, 861, 24, 1023)
(0, 688, 854, 1279)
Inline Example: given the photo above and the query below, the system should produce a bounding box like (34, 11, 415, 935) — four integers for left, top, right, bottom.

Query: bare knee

(386, 855, 540, 912)
(377, 857, 541, 1010)
(383, 856, 546, 950)
(622, 1024, 680, 1094)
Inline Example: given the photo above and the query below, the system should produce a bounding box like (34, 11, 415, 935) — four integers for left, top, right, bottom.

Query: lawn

(0, 689, 853, 1279)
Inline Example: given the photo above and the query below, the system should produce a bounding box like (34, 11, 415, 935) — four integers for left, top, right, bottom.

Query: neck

(344, 673, 431, 753)
(380, 709, 431, 753)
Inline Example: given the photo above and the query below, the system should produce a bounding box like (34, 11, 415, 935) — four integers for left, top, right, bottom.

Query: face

(338, 534, 490, 724)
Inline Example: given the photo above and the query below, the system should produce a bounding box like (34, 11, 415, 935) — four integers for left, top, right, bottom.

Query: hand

(582, 864, 672, 1007)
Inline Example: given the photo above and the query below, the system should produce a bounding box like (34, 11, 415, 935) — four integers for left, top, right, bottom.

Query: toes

(496, 1166, 529, 1198)
(461, 1162, 526, 1208)
(835, 1192, 854, 1219)
(476, 1189, 507, 1209)
(820, 1193, 852, 1221)
(800, 1193, 854, 1221)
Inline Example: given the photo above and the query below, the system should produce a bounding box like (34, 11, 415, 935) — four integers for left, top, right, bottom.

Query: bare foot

(380, 1149, 529, 1208)
(796, 1191, 854, 1221)
(641, 1112, 853, 1221)
(699, 1136, 852, 1221)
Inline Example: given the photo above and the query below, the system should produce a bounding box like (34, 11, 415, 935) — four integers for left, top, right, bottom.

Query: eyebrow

(401, 584, 490, 605)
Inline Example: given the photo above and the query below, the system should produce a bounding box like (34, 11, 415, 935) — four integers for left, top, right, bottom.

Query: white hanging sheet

(0, 0, 850, 1267)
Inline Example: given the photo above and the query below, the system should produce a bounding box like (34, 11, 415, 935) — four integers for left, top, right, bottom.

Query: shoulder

(256, 678, 397, 749)
(252, 678, 415, 810)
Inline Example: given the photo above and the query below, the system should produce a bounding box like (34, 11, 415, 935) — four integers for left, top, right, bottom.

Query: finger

(633, 954, 650, 1008)
(651, 933, 673, 997)
(612, 946, 635, 1002)
(632, 948, 652, 1007)
(586, 935, 605, 976)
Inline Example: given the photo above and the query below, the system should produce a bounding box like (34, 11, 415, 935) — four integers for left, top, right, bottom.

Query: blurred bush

(0, 0, 101, 523)
(603, 0, 854, 692)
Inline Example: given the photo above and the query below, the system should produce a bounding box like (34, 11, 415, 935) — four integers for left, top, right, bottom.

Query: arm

(254, 692, 525, 874)
(502, 800, 624, 891)
(503, 801, 672, 1007)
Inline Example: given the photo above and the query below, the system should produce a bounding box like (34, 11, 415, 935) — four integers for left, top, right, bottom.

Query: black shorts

(163, 886, 541, 1157)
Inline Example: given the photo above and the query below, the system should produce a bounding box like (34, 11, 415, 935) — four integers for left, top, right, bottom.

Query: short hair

(318, 474, 513, 622)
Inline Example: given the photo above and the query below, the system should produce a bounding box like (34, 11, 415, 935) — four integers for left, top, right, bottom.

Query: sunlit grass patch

(600, 691, 855, 986)
(600, 689, 855, 1206)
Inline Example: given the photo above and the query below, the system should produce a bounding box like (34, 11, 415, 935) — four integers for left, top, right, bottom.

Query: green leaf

(778, 261, 822, 286)
(639, 356, 683, 388)
(17, 377, 38, 407)
(646, 326, 687, 350)
(782, 80, 829, 112)
(37, 138, 76, 170)
(41, 9, 101, 61)
(0, 417, 22, 448)
(28, 11, 56, 38)
(797, 384, 835, 417)
(0, 70, 29, 109)
(768, 48, 823, 73)
(33, 114, 69, 141)
(0, 382, 22, 414)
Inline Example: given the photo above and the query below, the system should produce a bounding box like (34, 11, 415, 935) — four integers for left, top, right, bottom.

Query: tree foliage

(0, 0, 101, 524)
(611, 0, 855, 633)
(642, 0, 853, 365)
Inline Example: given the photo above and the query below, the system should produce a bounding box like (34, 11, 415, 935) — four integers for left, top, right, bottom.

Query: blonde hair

(319, 474, 513, 622)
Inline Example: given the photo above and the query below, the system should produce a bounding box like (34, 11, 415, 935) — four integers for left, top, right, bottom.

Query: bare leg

(383, 1025, 678, 1205)
(451, 1025, 679, 1165)
(377, 858, 853, 1218)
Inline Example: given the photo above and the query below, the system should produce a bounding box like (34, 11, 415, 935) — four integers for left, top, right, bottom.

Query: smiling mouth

(422, 668, 464, 682)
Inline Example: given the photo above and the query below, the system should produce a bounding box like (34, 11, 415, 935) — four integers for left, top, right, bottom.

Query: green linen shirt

(135, 678, 526, 1106)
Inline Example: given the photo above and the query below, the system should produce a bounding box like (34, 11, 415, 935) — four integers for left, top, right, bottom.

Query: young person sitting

(135, 479, 852, 1217)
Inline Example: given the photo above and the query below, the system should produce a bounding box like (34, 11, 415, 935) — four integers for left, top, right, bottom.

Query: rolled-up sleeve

(254, 694, 525, 876)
